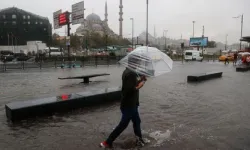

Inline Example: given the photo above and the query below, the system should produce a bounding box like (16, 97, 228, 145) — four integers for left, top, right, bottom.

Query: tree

(70, 34, 81, 50)
(207, 41, 217, 48)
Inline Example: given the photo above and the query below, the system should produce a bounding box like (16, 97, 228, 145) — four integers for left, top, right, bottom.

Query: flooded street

(0, 62, 250, 150)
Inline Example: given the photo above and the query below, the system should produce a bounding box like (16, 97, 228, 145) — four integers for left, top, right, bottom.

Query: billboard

(72, 1, 85, 25)
(189, 37, 208, 47)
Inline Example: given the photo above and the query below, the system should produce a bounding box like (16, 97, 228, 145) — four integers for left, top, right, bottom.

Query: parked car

(13, 53, 30, 61)
(0, 50, 14, 61)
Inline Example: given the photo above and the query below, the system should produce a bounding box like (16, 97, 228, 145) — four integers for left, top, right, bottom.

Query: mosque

(76, 1, 123, 38)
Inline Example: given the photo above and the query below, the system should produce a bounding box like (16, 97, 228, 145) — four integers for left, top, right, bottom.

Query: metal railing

(0, 55, 220, 72)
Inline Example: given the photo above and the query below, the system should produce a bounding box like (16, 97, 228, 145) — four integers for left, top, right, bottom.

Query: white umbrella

(119, 46, 173, 77)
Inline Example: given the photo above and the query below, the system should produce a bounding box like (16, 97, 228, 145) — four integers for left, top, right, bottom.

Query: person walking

(233, 52, 238, 65)
(224, 55, 229, 65)
(100, 56, 147, 149)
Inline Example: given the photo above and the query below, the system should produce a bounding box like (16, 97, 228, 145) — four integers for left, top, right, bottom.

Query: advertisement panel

(189, 37, 208, 47)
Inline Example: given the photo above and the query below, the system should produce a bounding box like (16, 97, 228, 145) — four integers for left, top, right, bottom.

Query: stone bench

(187, 72, 223, 82)
(58, 73, 110, 83)
(5, 87, 121, 122)
(236, 66, 250, 72)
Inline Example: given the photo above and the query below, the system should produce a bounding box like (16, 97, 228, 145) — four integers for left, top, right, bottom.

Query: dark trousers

(106, 107, 142, 146)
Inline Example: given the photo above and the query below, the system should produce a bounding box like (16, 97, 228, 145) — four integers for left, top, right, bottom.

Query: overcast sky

(1, 0, 250, 44)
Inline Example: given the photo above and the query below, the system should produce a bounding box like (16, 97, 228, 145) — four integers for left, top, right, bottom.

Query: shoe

(136, 137, 146, 147)
(99, 141, 112, 149)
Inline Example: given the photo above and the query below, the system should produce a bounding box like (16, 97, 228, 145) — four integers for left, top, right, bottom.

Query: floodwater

(0, 62, 250, 150)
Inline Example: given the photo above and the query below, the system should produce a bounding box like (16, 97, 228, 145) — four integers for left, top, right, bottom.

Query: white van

(184, 50, 203, 61)
(44, 47, 63, 56)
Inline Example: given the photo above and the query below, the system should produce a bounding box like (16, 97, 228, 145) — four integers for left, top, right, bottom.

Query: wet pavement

(0, 62, 250, 150)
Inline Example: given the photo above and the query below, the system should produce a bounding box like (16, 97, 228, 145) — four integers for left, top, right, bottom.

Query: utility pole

(233, 14, 244, 50)
(163, 30, 168, 50)
(106, 34, 108, 51)
(202, 26, 204, 56)
(130, 18, 134, 49)
(240, 14, 243, 50)
(225, 34, 228, 50)
(146, 0, 149, 46)
(192, 21, 195, 37)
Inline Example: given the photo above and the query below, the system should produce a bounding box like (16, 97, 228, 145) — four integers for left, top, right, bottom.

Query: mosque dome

(86, 13, 101, 22)
(92, 24, 103, 31)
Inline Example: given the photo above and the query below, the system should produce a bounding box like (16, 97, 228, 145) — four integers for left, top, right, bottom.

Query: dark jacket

(120, 68, 139, 108)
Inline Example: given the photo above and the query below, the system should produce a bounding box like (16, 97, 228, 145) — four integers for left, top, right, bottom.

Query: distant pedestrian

(224, 56, 229, 65)
(233, 53, 238, 65)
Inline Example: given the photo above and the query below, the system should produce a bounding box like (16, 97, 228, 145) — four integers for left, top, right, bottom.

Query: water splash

(148, 130, 171, 147)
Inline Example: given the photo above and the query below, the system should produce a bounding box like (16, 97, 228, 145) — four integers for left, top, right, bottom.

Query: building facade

(0, 7, 52, 46)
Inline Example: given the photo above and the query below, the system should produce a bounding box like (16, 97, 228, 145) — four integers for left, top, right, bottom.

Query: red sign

(58, 12, 69, 26)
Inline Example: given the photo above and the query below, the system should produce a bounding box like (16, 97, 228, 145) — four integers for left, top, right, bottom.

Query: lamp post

(233, 14, 243, 50)
(130, 18, 134, 49)
(192, 21, 195, 37)
(225, 34, 228, 50)
(163, 30, 168, 50)
(146, 0, 149, 46)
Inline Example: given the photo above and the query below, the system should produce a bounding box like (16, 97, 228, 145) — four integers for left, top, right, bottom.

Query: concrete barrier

(187, 72, 223, 82)
(236, 66, 250, 72)
(5, 87, 121, 122)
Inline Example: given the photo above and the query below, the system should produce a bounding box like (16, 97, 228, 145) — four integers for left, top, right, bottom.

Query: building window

(4, 22, 7, 25)
(35, 21, 38, 24)
(40, 22, 43, 24)
(2, 15, 6, 19)
(44, 28, 47, 31)
(28, 21, 30, 24)
(23, 15, 26, 19)
(27, 15, 30, 19)
(12, 14, 17, 19)
(23, 22, 26, 24)
(12, 21, 16, 25)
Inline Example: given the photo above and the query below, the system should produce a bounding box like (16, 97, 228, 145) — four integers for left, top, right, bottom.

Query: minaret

(119, 0, 123, 37)
(104, 1, 108, 23)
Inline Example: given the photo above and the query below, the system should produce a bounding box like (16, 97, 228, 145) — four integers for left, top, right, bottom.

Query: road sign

(53, 10, 62, 29)
(59, 12, 70, 26)
(72, 1, 85, 25)
(66, 36, 70, 46)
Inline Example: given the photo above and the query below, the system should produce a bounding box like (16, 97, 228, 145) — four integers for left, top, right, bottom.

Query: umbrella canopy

(119, 46, 173, 77)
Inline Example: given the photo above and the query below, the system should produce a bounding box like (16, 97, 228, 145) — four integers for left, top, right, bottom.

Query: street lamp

(163, 30, 168, 50)
(130, 18, 134, 49)
(233, 14, 243, 50)
(225, 34, 228, 50)
(146, 0, 149, 46)
(192, 21, 195, 37)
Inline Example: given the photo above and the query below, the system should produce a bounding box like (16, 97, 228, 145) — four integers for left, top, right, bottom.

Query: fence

(0, 55, 221, 72)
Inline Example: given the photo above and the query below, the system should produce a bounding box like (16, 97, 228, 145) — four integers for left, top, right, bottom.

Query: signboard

(59, 12, 69, 26)
(189, 37, 208, 47)
(66, 36, 70, 46)
(72, 1, 85, 25)
(53, 10, 62, 29)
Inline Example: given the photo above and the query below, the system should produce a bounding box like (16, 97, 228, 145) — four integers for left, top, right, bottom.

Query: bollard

(54, 58, 57, 68)
(107, 55, 109, 66)
(39, 59, 42, 69)
(95, 55, 97, 67)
